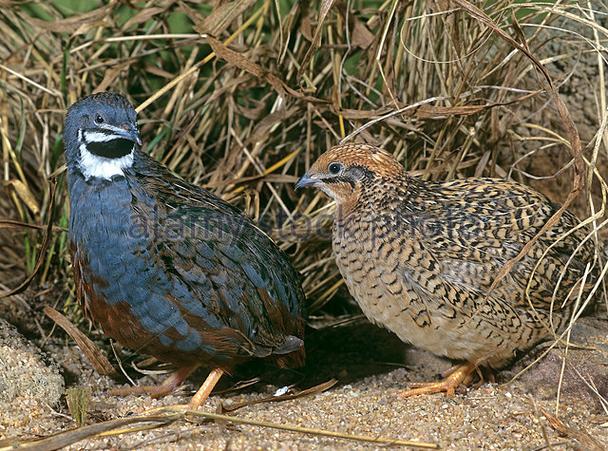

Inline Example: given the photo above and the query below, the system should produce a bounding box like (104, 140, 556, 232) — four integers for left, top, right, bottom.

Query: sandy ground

(1, 315, 607, 450)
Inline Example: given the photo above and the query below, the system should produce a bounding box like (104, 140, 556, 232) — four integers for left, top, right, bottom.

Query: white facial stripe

(79, 143, 134, 181)
(83, 130, 121, 143)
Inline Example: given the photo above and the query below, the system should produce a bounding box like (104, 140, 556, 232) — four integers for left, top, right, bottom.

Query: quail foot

(65, 92, 305, 408)
(297, 143, 600, 397)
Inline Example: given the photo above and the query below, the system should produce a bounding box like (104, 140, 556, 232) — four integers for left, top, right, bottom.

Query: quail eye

(328, 162, 343, 175)
(94, 114, 104, 124)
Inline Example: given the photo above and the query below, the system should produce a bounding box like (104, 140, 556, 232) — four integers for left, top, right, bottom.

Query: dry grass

(0, 0, 607, 382)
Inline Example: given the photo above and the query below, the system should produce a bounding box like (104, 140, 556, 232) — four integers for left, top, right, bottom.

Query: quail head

(297, 143, 600, 397)
(64, 92, 305, 408)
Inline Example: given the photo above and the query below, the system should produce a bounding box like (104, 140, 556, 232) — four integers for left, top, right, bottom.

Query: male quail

(297, 143, 600, 397)
(65, 92, 305, 408)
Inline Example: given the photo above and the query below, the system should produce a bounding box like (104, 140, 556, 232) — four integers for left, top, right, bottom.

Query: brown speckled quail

(297, 143, 600, 397)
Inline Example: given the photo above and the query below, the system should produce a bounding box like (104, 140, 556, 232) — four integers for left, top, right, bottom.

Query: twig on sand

(3, 406, 439, 450)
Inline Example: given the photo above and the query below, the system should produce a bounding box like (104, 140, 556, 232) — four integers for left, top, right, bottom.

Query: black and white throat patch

(78, 129, 135, 180)
(83, 129, 134, 158)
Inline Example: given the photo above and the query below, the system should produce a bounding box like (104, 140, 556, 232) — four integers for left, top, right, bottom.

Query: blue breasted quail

(65, 92, 305, 408)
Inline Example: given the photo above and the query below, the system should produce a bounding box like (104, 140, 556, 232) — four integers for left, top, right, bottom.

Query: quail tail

(273, 335, 306, 369)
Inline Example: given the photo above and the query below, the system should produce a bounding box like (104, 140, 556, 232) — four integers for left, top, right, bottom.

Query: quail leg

(109, 365, 199, 399)
(189, 368, 224, 409)
(400, 362, 477, 397)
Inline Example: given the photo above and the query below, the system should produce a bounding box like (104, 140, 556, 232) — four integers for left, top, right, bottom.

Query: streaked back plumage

(305, 144, 600, 368)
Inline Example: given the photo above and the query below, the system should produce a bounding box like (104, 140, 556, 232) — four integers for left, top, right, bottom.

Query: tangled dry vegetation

(0, 0, 607, 396)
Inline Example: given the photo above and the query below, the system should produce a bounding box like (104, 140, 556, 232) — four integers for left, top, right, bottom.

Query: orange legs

(400, 362, 478, 398)
(109, 365, 199, 399)
(189, 368, 224, 409)
(109, 366, 224, 409)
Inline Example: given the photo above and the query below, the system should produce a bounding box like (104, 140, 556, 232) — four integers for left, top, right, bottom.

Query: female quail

(297, 143, 600, 396)
(65, 92, 305, 408)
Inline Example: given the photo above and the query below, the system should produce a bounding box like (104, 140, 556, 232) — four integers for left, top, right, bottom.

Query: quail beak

(100, 124, 142, 146)
(132, 131, 143, 147)
(119, 126, 142, 147)
(295, 173, 319, 190)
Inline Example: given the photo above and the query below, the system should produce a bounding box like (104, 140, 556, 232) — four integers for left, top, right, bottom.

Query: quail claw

(400, 362, 477, 398)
